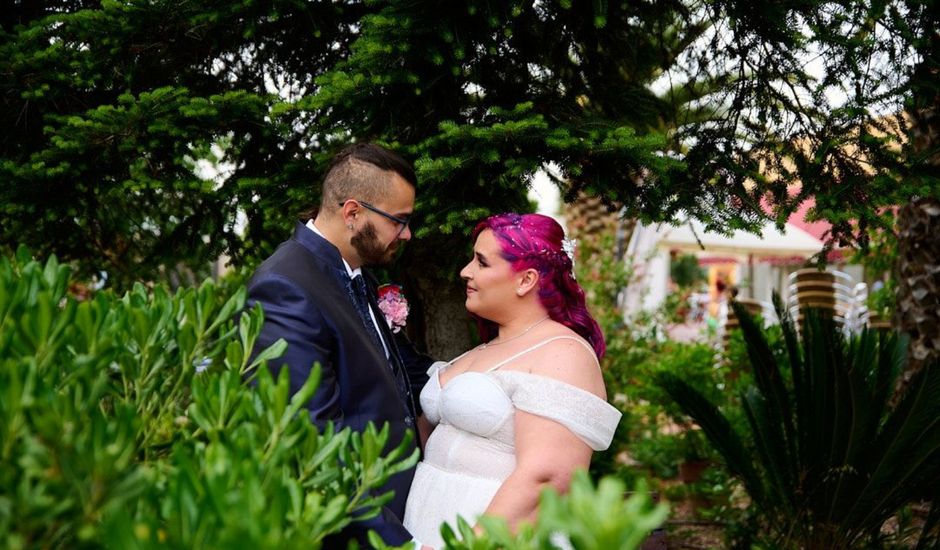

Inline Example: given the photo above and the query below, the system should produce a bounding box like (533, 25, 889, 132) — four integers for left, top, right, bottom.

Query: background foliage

(1, 0, 358, 287)
(4, 0, 935, 355)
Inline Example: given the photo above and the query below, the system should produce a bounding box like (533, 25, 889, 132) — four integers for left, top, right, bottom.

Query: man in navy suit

(246, 143, 433, 547)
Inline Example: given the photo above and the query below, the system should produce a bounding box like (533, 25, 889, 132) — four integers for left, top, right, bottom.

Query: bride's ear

(516, 268, 540, 297)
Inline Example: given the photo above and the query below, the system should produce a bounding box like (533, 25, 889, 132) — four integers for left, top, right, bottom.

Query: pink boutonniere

(377, 284, 409, 333)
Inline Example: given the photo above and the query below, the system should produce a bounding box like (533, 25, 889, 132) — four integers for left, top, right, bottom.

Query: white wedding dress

(403, 336, 622, 548)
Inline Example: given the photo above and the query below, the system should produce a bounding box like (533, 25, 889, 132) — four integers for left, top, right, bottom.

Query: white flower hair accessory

(562, 237, 577, 278)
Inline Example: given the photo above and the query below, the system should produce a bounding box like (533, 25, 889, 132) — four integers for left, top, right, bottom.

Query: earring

(347, 224, 353, 230)
(516, 288, 524, 296)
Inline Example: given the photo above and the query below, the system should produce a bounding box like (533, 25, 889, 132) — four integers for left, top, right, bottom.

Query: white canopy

(643, 218, 824, 258)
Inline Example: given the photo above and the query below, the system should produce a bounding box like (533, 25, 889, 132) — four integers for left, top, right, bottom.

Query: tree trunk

(895, 28, 940, 382)
(409, 273, 475, 360)
(398, 238, 475, 360)
(895, 199, 940, 377)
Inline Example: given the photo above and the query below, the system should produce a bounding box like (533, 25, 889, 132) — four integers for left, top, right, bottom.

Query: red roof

(789, 197, 832, 242)
(761, 191, 833, 243)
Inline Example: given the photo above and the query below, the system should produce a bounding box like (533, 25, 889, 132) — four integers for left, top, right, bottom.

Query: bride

(403, 213, 622, 549)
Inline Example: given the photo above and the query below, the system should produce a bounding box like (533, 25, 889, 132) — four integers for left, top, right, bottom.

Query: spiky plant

(657, 298, 940, 549)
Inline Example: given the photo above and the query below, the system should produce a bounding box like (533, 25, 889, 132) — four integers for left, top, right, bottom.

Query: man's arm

(394, 331, 433, 405)
(246, 273, 343, 427)
(394, 332, 435, 446)
(345, 505, 415, 547)
(249, 274, 417, 546)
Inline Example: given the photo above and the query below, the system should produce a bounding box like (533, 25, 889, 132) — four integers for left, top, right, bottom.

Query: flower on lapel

(377, 284, 409, 333)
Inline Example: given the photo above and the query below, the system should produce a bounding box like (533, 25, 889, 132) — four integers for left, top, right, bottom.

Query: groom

(246, 143, 433, 547)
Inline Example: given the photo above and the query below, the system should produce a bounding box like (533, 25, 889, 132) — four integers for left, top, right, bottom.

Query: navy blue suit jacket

(246, 222, 432, 547)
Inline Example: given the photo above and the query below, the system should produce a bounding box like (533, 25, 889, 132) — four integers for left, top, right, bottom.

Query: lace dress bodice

(403, 336, 622, 547)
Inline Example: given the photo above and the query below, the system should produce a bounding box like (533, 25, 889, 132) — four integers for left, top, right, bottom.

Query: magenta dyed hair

(472, 212, 606, 359)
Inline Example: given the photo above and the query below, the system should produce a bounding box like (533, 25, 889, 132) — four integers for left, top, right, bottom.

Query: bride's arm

(479, 410, 592, 528)
(480, 340, 604, 529)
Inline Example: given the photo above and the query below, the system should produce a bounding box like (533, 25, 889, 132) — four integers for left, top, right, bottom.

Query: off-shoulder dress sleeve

(494, 370, 622, 450)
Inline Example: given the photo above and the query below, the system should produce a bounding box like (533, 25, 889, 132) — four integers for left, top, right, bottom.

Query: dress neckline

(437, 335, 601, 395)
(435, 368, 613, 410)
(439, 335, 598, 389)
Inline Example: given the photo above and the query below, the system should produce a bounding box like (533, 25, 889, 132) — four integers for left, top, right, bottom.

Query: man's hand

(416, 414, 433, 449)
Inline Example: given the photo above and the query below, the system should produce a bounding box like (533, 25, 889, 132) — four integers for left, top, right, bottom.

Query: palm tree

(896, 29, 940, 383)
(658, 299, 940, 549)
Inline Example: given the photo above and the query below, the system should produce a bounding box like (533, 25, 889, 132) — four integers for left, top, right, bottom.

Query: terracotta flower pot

(678, 459, 710, 483)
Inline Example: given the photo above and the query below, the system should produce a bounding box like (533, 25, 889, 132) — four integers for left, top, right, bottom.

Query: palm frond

(656, 372, 767, 506)
(740, 387, 796, 514)
(846, 362, 940, 531)
(733, 301, 799, 494)
(661, 293, 940, 548)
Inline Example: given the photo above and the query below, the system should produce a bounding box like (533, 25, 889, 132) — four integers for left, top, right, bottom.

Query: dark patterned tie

(350, 274, 386, 355)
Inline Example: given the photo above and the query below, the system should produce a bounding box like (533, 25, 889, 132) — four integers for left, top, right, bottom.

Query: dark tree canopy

(1, 0, 359, 286)
(1, 1, 936, 351)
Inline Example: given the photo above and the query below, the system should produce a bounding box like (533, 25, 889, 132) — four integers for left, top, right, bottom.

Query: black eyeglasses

(339, 199, 412, 236)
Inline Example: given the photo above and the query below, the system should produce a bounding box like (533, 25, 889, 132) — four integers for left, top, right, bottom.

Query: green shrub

(372, 472, 668, 550)
(0, 247, 416, 549)
(594, 320, 768, 545)
(669, 254, 706, 290)
(1, 248, 669, 549)
(598, 338, 726, 467)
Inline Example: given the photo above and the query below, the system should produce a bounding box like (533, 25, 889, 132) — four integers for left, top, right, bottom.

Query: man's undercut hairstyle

(321, 143, 417, 212)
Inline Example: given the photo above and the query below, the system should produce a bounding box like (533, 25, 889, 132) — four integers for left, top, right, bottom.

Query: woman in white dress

(404, 213, 622, 549)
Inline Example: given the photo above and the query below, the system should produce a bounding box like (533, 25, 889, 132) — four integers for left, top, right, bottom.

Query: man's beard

(351, 221, 398, 266)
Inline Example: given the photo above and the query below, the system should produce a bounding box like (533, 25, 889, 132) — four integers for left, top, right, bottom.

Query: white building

(623, 218, 864, 317)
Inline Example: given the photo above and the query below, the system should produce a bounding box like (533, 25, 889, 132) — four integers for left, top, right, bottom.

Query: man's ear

(341, 200, 360, 228)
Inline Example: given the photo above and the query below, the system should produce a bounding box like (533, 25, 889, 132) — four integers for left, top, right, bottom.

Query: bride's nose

(459, 262, 472, 280)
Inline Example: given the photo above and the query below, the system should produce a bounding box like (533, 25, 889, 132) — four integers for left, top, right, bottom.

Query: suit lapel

(291, 223, 408, 387)
(363, 274, 416, 420)
(289, 223, 389, 361)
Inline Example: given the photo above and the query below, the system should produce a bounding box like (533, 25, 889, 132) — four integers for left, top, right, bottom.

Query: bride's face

(460, 229, 518, 317)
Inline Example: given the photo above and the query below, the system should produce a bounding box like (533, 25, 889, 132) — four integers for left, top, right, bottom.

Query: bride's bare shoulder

(525, 328, 606, 398)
